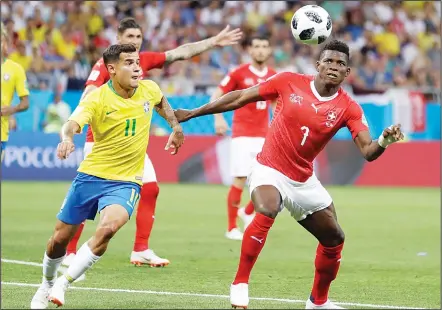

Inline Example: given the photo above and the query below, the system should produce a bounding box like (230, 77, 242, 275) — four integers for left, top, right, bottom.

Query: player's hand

(212, 25, 243, 47)
(165, 126, 184, 155)
(215, 117, 229, 136)
(9, 115, 17, 131)
(1, 106, 16, 117)
(378, 124, 404, 148)
(173, 109, 192, 123)
(57, 139, 76, 160)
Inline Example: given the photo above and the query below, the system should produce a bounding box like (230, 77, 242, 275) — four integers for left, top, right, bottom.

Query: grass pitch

(1, 182, 440, 309)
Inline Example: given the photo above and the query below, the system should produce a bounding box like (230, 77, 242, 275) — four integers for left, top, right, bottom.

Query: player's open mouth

(131, 76, 139, 80)
(326, 73, 338, 79)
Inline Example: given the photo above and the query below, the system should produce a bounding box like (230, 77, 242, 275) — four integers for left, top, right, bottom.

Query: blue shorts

(1, 141, 6, 162)
(57, 172, 141, 225)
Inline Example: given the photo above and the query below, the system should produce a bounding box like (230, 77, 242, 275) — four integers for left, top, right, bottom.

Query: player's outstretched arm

(154, 96, 185, 155)
(174, 85, 263, 123)
(354, 124, 404, 162)
(164, 25, 242, 64)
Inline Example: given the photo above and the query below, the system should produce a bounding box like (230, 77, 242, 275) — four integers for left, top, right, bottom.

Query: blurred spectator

(43, 93, 71, 134)
(9, 40, 32, 71)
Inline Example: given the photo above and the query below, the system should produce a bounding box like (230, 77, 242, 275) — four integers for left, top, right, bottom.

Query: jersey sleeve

(218, 70, 238, 94)
(14, 65, 30, 97)
(140, 52, 166, 70)
(258, 72, 288, 101)
(68, 91, 99, 132)
(345, 101, 370, 139)
(85, 60, 109, 87)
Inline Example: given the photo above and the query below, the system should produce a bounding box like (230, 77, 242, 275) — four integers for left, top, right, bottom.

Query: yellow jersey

(69, 80, 163, 185)
(1, 58, 30, 142)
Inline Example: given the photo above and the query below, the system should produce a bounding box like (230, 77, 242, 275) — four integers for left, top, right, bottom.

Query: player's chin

(129, 79, 140, 88)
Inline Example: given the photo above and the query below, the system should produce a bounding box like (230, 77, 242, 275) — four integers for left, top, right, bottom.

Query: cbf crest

(143, 101, 150, 113)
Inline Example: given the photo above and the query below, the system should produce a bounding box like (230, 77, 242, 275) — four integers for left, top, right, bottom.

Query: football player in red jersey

(174, 40, 404, 309)
(62, 17, 242, 268)
(210, 35, 276, 240)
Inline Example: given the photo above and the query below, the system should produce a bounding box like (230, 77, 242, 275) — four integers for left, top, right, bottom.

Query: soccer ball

(290, 5, 332, 45)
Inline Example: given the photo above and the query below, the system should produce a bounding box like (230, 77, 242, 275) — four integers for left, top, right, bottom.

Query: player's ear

(345, 67, 351, 77)
(315, 61, 320, 72)
(107, 64, 116, 75)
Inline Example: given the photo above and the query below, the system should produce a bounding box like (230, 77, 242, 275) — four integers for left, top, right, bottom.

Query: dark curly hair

(319, 39, 350, 60)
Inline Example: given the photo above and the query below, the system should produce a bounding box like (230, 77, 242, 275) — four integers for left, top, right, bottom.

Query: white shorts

(230, 137, 265, 178)
(247, 160, 332, 221)
(83, 142, 157, 183)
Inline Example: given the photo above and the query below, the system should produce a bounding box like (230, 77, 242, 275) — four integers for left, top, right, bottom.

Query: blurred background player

(1, 23, 29, 161)
(173, 40, 405, 309)
(63, 17, 242, 267)
(211, 35, 276, 240)
(31, 43, 184, 309)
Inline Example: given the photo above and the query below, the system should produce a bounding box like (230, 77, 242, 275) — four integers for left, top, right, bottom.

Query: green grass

(1, 182, 440, 309)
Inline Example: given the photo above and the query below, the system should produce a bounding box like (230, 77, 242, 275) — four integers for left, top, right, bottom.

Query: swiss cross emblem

(143, 102, 150, 113)
(289, 93, 303, 105)
(244, 78, 254, 86)
(325, 110, 337, 128)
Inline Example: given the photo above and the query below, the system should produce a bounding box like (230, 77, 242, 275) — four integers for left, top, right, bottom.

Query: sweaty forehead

(321, 50, 348, 62)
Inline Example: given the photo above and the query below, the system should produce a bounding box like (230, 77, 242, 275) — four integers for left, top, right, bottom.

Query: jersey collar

(310, 80, 339, 102)
(107, 80, 137, 98)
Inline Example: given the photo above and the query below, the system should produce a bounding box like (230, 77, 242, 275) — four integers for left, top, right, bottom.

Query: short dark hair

(248, 34, 270, 46)
(319, 39, 350, 60)
(118, 17, 141, 34)
(103, 44, 137, 66)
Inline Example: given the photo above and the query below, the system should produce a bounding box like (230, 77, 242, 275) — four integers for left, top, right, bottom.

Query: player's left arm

(348, 103, 404, 161)
(164, 25, 242, 64)
(1, 67, 29, 116)
(154, 96, 185, 155)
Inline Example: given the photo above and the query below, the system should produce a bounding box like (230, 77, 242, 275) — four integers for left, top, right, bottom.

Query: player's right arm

(175, 72, 283, 123)
(57, 93, 98, 159)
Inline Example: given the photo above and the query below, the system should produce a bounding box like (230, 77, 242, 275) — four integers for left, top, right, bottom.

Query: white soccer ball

(290, 5, 332, 45)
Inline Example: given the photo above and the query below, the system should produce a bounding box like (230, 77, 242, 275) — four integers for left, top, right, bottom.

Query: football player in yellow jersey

(31, 44, 184, 309)
(1, 24, 29, 161)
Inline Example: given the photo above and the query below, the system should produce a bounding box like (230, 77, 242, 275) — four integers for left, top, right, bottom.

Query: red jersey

(218, 64, 277, 138)
(257, 72, 369, 182)
(84, 51, 166, 142)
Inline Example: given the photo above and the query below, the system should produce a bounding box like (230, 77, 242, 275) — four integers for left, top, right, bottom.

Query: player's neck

(108, 80, 136, 99)
(250, 61, 266, 72)
(313, 77, 339, 97)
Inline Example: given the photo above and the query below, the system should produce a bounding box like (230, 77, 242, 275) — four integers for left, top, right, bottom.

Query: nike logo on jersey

(251, 236, 264, 244)
(311, 103, 319, 114)
(106, 110, 117, 115)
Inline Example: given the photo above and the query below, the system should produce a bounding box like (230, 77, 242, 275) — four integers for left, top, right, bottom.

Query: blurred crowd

(2, 0, 441, 96)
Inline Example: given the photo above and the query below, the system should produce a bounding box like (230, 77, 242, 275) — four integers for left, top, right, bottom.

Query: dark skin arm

(174, 85, 264, 122)
(154, 96, 185, 155)
(354, 125, 404, 162)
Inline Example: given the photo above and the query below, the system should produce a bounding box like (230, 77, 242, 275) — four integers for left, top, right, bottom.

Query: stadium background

(1, 1, 440, 309)
(2, 0, 440, 186)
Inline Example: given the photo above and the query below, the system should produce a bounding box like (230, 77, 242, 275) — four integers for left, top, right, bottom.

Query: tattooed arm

(154, 96, 182, 131)
(154, 96, 185, 154)
(164, 25, 242, 64)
